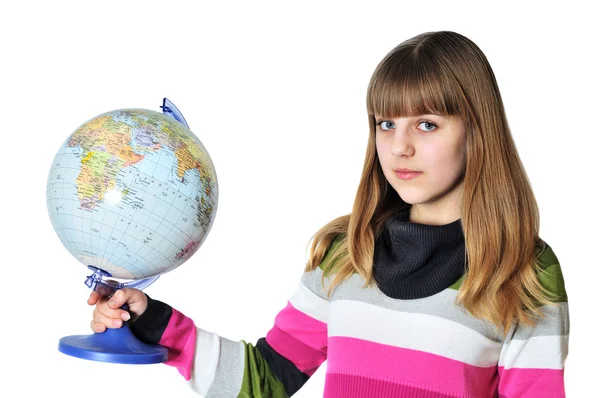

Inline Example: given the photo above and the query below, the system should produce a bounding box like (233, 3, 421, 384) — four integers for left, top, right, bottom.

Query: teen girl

(89, 30, 569, 397)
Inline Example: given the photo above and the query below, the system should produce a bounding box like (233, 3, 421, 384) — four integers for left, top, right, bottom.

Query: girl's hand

(87, 288, 148, 333)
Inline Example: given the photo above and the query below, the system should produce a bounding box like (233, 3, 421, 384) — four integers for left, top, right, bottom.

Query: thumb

(108, 288, 147, 320)
(107, 289, 129, 309)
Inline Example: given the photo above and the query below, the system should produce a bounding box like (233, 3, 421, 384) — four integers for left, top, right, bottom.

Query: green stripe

(448, 244, 567, 303)
(318, 234, 345, 274)
(238, 341, 288, 398)
(537, 262, 567, 303)
(536, 241, 559, 270)
(449, 275, 464, 291)
(535, 243, 567, 303)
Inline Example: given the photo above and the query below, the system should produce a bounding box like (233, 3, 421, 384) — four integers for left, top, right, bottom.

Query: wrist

(130, 293, 173, 344)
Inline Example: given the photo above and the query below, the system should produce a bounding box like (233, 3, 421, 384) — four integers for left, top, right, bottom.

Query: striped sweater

(132, 239, 569, 397)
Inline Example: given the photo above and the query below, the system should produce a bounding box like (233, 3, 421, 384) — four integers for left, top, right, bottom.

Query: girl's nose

(391, 128, 414, 157)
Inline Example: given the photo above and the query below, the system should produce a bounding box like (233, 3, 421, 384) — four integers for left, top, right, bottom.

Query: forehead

(367, 52, 463, 119)
(370, 88, 459, 120)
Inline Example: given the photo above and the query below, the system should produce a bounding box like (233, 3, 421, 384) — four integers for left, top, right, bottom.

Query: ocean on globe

(46, 108, 218, 281)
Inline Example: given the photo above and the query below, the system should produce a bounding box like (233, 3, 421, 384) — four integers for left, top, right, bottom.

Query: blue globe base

(58, 322, 168, 364)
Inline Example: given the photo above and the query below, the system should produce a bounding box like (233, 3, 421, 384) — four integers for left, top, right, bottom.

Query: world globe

(47, 100, 218, 282)
(47, 99, 218, 364)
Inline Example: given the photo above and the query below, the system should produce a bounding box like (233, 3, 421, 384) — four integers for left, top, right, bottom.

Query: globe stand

(56, 98, 196, 364)
(58, 317, 168, 364)
(58, 266, 168, 364)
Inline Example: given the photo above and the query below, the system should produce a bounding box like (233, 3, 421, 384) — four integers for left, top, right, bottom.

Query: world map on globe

(46, 108, 218, 280)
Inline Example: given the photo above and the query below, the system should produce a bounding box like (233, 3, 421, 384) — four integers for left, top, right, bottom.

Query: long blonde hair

(304, 31, 553, 335)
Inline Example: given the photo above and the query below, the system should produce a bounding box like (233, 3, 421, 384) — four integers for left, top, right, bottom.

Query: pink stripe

(327, 336, 498, 397)
(270, 301, 327, 350)
(498, 366, 565, 397)
(159, 308, 197, 381)
(325, 373, 473, 398)
(265, 302, 327, 376)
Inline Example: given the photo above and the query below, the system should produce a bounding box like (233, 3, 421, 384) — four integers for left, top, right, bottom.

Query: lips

(394, 168, 422, 180)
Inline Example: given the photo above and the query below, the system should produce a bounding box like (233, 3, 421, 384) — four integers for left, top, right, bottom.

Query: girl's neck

(409, 205, 461, 226)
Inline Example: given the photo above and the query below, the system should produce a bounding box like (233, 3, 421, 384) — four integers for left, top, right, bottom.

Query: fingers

(93, 306, 128, 329)
(88, 288, 145, 333)
(87, 290, 101, 305)
(89, 294, 131, 333)
(95, 297, 131, 320)
(90, 319, 106, 333)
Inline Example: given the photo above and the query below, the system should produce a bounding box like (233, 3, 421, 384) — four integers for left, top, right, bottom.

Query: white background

(1, 1, 597, 397)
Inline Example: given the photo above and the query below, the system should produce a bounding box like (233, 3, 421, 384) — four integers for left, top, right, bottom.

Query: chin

(395, 190, 429, 205)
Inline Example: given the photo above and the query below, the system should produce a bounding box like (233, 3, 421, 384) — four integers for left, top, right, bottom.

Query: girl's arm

(497, 244, 569, 397)
(132, 270, 329, 397)
(130, 241, 339, 397)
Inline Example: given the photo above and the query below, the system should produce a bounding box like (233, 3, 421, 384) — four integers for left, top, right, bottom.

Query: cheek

(451, 141, 467, 173)
(375, 140, 388, 164)
(423, 145, 464, 177)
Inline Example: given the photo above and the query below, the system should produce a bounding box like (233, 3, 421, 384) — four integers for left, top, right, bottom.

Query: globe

(47, 98, 218, 364)
(47, 100, 218, 282)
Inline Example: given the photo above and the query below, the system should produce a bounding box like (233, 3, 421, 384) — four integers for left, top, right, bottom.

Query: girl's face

(375, 114, 467, 225)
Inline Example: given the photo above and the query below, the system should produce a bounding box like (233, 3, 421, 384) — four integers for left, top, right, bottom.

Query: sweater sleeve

(131, 238, 342, 397)
(497, 243, 569, 398)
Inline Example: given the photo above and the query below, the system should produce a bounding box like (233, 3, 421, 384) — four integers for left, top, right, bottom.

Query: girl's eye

(377, 120, 438, 132)
(377, 121, 395, 131)
(418, 121, 437, 132)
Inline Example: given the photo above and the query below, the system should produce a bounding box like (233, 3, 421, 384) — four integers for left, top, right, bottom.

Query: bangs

(367, 49, 463, 119)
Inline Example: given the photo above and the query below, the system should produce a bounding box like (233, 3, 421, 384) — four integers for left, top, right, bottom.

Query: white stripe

(498, 335, 568, 370)
(189, 328, 220, 395)
(289, 281, 329, 323)
(328, 299, 502, 367)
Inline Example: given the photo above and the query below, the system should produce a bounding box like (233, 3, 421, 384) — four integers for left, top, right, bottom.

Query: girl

(89, 31, 569, 397)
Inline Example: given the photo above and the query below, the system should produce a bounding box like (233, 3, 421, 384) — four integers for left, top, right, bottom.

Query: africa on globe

(46, 105, 218, 282)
